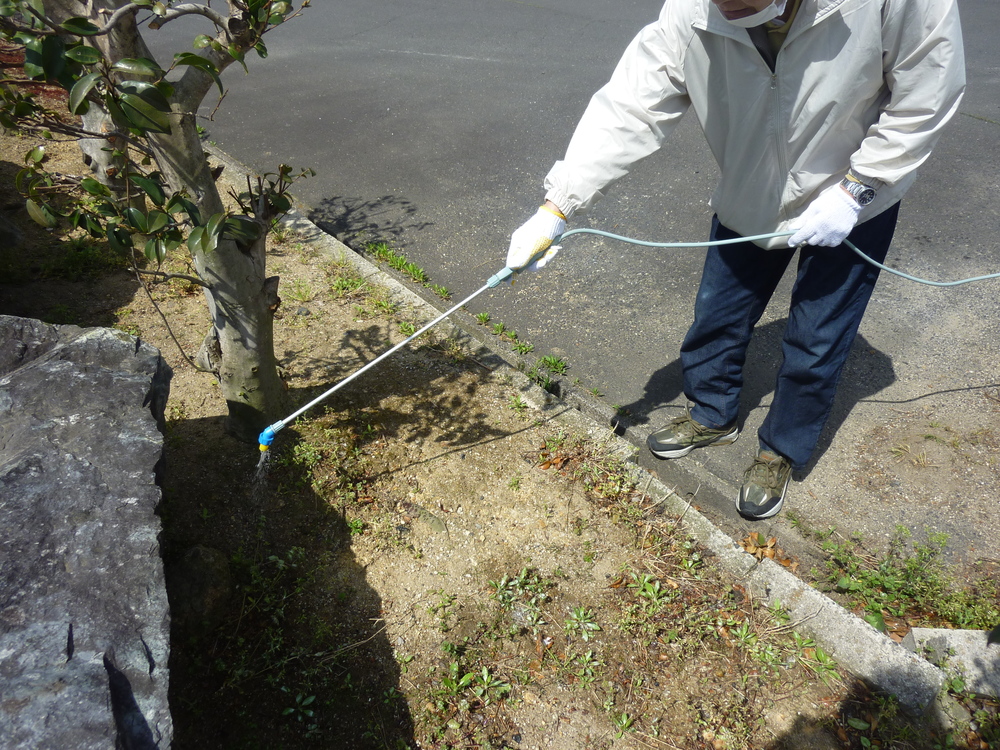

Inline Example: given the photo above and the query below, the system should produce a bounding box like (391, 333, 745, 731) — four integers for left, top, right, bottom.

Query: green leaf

(0, 1, 20, 18)
(152, 1, 166, 15)
(187, 225, 207, 254)
(863, 611, 887, 633)
(173, 53, 224, 95)
(81, 177, 112, 197)
(255, 40, 269, 58)
(60, 17, 101, 36)
(145, 209, 170, 234)
(25, 198, 56, 228)
(144, 237, 166, 263)
(120, 92, 172, 133)
(106, 225, 134, 253)
(26, 144, 45, 164)
(125, 207, 148, 233)
(166, 194, 201, 225)
(65, 45, 103, 65)
(69, 72, 102, 115)
(847, 717, 871, 731)
(119, 81, 172, 113)
(193, 34, 213, 49)
(22, 38, 44, 80)
(112, 57, 163, 79)
(129, 175, 165, 206)
(40, 35, 67, 80)
(84, 215, 103, 237)
(268, 193, 291, 213)
(223, 216, 260, 243)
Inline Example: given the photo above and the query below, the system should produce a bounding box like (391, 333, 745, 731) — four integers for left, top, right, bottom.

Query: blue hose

(258, 226, 998, 451)
(558, 227, 1000, 287)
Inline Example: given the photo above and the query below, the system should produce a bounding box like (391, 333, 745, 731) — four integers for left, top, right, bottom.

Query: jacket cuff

(847, 168, 886, 192)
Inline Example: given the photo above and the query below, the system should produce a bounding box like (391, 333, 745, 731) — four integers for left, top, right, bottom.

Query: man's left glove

(787, 185, 861, 248)
(506, 205, 567, 272)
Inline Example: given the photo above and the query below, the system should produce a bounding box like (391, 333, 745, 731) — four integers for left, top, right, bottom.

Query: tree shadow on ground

(308, 194, 433, 248)
(279, 319, 514, 450)
(160, 414, 415, 749)
(0, 160, 141, 326)
(611, 321, 896, 472)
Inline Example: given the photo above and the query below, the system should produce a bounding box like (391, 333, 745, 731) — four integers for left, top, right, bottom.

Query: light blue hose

(558, 227, 1000, 287)
(258, 226, 998, 451)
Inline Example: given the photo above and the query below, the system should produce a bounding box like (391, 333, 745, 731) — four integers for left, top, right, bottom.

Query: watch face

(844, 178, 876, 206)
(857, 187, 876, 206)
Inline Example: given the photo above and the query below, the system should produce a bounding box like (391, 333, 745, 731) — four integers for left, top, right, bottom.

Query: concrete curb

(205, 143, 965, 717)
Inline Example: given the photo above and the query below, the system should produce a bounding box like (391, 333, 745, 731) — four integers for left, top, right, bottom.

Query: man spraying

(507, 0, 965, 519)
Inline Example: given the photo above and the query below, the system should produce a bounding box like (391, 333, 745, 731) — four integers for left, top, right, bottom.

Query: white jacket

(544, 0, 966, 248)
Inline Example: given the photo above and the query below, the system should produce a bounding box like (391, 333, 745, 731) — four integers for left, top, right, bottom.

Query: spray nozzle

(258, 423, 281, 452)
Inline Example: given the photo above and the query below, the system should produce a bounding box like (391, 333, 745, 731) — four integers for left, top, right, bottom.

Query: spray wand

(258, 228, 1000, 452)
(257, 264, 516, 452)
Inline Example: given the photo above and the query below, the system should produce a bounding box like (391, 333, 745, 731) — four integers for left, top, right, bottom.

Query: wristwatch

(840, 174, 877, 206)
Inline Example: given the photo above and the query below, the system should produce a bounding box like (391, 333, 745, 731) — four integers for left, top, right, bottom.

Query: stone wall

(0, 316, 173, 749)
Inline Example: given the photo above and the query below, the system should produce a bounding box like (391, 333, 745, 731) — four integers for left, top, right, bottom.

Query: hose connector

(487, 267, 514, 288)
(258, 422, 282, 452)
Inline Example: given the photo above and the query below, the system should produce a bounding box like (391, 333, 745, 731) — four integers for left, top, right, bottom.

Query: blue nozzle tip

(258, 425, 278, 449)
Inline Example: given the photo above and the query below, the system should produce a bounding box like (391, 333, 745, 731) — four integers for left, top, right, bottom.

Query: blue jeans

(681, 204, 899, 469)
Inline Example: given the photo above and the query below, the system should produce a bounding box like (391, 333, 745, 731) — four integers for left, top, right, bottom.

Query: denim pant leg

(681, 217, 795, 429)
(759, 203, 900, 469)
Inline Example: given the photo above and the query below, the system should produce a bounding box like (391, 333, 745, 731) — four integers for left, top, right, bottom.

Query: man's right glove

(506, 205, 567, 272)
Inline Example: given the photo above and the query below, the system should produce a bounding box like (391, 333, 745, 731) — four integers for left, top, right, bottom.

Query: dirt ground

(2, 123, 997, 750)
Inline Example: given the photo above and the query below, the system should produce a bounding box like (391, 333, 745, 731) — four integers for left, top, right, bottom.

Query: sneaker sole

(647, 428, 739, 459)
(736, 473, 790, 520)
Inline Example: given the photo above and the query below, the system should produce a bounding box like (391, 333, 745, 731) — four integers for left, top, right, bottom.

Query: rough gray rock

(0, 316, 173, 749)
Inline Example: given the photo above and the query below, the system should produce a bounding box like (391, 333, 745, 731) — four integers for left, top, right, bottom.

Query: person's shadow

(611, 319, 896, 475)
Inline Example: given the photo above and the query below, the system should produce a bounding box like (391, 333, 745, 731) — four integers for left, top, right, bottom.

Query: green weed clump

(822, 525, 1000, 630)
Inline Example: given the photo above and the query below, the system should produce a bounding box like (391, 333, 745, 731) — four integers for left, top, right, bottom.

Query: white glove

(506, 205, 566, 272)
(787, 185, 861, 248)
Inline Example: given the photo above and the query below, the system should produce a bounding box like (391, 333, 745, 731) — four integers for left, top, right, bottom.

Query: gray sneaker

(737, 451, 791, 520)
(646, 412, 739, 459)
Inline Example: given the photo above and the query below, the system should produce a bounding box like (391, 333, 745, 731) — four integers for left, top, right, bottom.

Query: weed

(512, 341, 534, 355)
(610, 711, 634, 739)
(476, 312, 490, 325)
(564, 606, 601, 642)
(398, 321, 417, 336)
(330, 272, 367, 298)
(286, 278, 315, 303)
(508, 395, 528, 414)
(347, 518, 365, 536)
(822, 526, 1000, 629)
(280, 689, 318, 736)
(508, 473, 522, 491)
(430, 284, 450, 299)
(568, 649, 603, 688)
(427, 589, 458, 632)
(270, 219, 289, 244)
(492, 322, 507, 337)
(540, 354, 568, 375)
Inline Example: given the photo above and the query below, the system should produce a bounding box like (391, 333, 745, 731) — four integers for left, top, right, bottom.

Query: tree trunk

(149, 115, 288, 442)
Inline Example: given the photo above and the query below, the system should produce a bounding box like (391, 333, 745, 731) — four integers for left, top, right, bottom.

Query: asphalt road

(149, 0, 999, 555)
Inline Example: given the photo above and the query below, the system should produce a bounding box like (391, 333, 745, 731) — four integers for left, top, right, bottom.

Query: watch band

(840, 174, 877, 206)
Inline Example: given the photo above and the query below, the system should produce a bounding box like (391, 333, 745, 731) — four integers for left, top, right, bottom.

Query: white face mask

(723, 0, 786, 27)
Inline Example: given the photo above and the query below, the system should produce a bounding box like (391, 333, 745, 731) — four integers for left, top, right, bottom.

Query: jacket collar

(695, 0, 851, 45)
